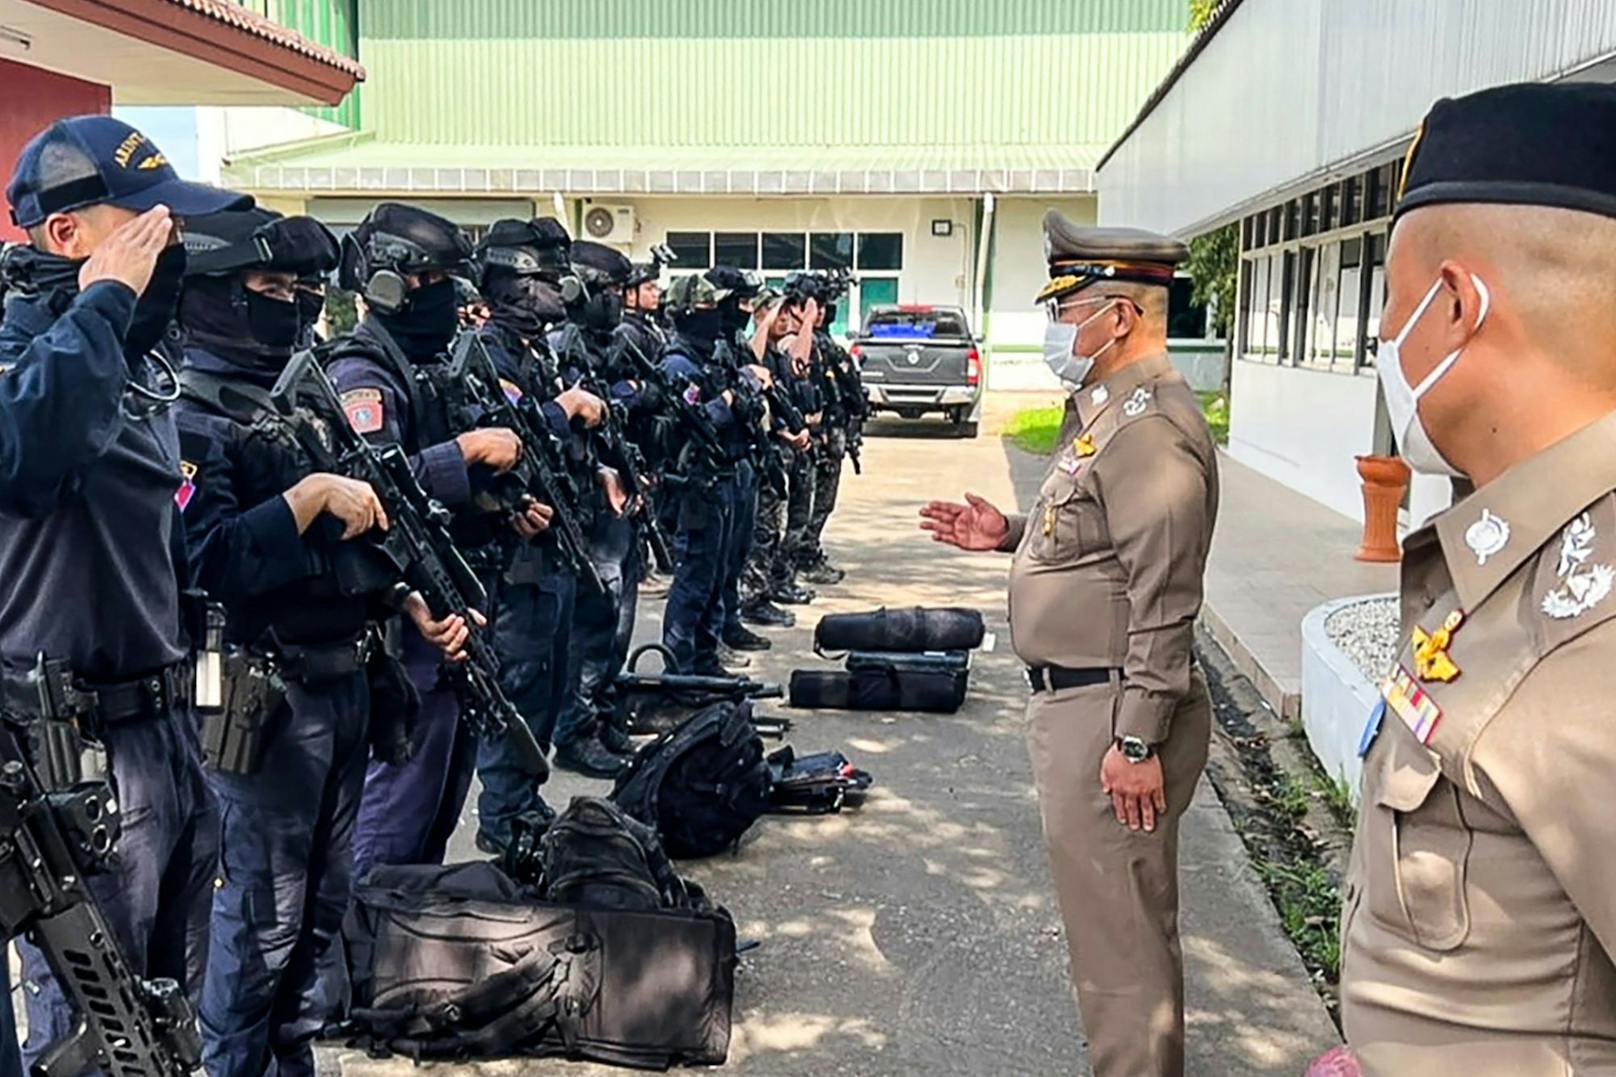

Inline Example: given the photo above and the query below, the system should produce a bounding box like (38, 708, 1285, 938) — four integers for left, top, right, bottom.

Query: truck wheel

(954, 419, 979, 439)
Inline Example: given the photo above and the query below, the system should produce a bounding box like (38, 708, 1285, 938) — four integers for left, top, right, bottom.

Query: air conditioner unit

(582, 203, 635, 244)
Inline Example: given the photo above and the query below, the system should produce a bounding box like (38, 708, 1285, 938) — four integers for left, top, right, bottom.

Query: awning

(224, 133, 1102, 197)
(3, 0, 364, 106)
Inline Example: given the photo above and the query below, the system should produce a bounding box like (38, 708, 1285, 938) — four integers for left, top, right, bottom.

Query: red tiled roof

(161, 0, 365, 80)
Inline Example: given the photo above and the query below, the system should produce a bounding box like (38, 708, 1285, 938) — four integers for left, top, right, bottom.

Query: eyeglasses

(1042, 294, 1144, 323)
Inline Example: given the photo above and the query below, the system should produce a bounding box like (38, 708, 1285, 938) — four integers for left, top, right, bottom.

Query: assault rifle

(446, 334, 606, 594)
(269, 349, 549, 778)
(0, 659, 202, 1077)
(615, 335, 733, 476)
(549, 328, 675, 574)
(612, 644, 789, 738)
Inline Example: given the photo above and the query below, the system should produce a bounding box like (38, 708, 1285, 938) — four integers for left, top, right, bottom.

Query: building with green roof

(222, 0, 1200, 379)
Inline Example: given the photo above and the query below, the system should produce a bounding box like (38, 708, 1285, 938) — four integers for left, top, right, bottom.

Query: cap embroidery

(1541, 512, 1615, 619)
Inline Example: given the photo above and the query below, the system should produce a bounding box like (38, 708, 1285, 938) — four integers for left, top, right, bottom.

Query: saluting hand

(918, 492, 1008, 550)
(1100, 746, 1168, 833)
(79, 205, 174, 296)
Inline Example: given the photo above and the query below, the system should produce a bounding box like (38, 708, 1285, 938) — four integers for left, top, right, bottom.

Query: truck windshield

(865, 309, 969, 340)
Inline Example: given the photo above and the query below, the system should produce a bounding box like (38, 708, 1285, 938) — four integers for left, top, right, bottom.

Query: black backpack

(766, 747, 873, 814)
(611, 701, 773, 859)
(534, 796, 709, 912)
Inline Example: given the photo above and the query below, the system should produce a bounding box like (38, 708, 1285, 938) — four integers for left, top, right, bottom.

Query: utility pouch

(200, 653, 286, 776)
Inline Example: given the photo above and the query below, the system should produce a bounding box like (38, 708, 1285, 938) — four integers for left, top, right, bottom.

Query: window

(665, 231, 711, 268)
(1249, 255, 1271, 358)
(762, 232, 806, 270)
(1278, 251, 1296, 360)
(1167, 277, 1207, 339)
(1368, 163, 1396, 219)
(1238, 261, 1253, 355)
(809, 232, 854, 270)
(1242, 216, 1254, 250)
(1302, 192, 1320, 237)
(1337, 237, 1363, 369)
(1290, 247, 1313, 362)
(1363, 232, 1388, 366)
(1342, 175, 1362, 226)
(713, 232, 758, 269)
(857, 232, 903, 271)
(1307, 243, 1339, 368)
(1284, 200, 1300, 241)
(1321, 184, 1338, 232)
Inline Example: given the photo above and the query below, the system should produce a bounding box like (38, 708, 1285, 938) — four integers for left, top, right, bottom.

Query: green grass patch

(1256, 859, 1344, 981)
(1197, 391, 1230, 446)
(1002, 404, 1064, 455)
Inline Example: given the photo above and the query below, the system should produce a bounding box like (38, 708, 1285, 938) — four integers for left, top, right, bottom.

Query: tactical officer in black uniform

(547, 239, 643, 777)
(658, 272, 775, 676)
(0, 115, 241, 1070)
(797, 291, 863, 584)
(465, 217, 612, 849)
(327, 203, 542, 881)
(172, 207, 470, 1076)
(616, 254, 673, 597)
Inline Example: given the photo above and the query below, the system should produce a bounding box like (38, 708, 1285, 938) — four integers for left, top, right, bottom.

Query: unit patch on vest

(500, 378, 524, 405)
(1381, 665, 1442, 744)
(1541, 512, 1614, 619)
(175, 460, 197, 513)
(341, 387, 385, 435)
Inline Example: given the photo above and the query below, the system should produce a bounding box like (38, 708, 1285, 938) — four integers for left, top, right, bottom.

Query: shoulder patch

(341, 387, 385, 435)
(175, 460, 197, 513)
(1121, 386, 1153, 418)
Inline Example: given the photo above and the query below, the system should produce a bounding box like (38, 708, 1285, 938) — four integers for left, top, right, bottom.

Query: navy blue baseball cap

(7, 114, 251, 229)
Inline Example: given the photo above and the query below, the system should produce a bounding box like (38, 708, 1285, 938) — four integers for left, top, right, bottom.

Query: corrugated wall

(352, 0, 1186, 153)
(234, 0, 362, 126)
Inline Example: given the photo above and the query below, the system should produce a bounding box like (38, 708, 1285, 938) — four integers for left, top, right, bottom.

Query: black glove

(366, 650, 420, 765)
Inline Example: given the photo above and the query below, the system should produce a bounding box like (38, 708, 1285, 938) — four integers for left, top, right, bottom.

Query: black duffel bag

(814, 606, 985, 653)
(788, 666, 968, 714)
(342, 861, 736, 1070)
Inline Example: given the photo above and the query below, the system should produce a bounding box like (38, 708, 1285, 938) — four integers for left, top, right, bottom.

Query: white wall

(195, 106, 348, 186)
(1098, 0, 1616, 236)
(1227, 360, 1380, 522)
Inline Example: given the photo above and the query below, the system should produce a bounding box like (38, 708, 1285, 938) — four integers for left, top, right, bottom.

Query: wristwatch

(1118, 735, 1154, 764)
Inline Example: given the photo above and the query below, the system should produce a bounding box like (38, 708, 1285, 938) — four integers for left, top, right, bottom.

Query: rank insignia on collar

(1073, 434, 1096, 457)
(1464, 509, 1510, 565)
(1411, 609, 1464, 683)
(1090, 385, 1109, 406)
(1122, 386, 1151, 418)
(1542, 512, 1615, 619)
(1382, 665, 1443, 744)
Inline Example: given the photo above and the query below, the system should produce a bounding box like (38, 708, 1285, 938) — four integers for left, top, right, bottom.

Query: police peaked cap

(1037, 210, 1186, 304)
(1395, 81, 1616, 222)
(183, 207, 340, 278)
(474, 217, 572, 282)
(346, 202, 472, 281)
(570, 240, 632, 287)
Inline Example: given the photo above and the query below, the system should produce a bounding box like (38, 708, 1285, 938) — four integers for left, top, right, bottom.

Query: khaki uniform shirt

(1342, 410, 1616, 1074)
(1003, 353, 1219, 743)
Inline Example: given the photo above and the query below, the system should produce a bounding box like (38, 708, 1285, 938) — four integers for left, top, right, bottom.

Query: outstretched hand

(918, 492, 1009, 551)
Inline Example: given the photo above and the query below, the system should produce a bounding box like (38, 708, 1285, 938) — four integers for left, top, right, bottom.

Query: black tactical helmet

(183, 208, 340, 278)
(625, 241, 676, 288)
(473, 217, 571, 285)
(705, 265, 760, 300)
(570, 240, 632, 289)
(338, 202, 473, 313)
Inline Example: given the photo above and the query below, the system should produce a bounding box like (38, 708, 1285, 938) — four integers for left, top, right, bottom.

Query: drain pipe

(972, 192, 996, 377)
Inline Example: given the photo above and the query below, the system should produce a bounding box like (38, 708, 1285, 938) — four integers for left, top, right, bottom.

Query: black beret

(474, 217, 570, 280)
(184, 208, 339, 277)
(1396, 81, 1616, 222)
(1037, 209, 1187, 303)
(570, 239, 632, 285)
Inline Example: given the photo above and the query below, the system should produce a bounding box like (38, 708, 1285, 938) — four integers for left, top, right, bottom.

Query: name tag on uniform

(1380, 665, 1442, 744)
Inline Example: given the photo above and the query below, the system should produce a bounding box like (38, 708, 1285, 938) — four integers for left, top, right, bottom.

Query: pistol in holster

(194, 605, 287, 776)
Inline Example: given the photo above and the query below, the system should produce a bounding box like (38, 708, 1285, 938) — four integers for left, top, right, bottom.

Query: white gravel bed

(1323, 596, 1400, 683)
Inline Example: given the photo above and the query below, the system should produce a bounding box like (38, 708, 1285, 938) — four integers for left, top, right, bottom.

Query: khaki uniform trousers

(1025, 673, 1212, 1077)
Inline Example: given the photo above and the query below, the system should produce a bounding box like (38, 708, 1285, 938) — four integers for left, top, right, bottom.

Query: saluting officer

(0, 116, 246, 1067)
(920, 212, 1218, 1077)
(1339, 82, 1616, 1074)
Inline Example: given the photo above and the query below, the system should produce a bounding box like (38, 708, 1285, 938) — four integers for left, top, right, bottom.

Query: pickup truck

(848, 305, 983, 437)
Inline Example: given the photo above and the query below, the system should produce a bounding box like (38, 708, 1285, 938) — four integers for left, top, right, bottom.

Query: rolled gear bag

(788, 665, 968, 714)
(844, 650, 970, 674)
(342, 861, 737, 1069)
(611, 701, 774, 859)
(765, 746, 873, 814)
(814, 606, 985, 654)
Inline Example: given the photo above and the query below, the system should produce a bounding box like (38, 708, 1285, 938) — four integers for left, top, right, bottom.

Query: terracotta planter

(1355, 454, 1411, 563)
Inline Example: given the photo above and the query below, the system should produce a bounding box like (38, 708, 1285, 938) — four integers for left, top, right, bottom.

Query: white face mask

(1043, 299, 1118, 385)
(1375, 274, 1489, 477)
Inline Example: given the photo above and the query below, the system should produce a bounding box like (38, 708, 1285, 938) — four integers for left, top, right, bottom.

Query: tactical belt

(1025, 665, 1116, 693)
(2, 662, 187, 725)
(273, 631, 376, 683)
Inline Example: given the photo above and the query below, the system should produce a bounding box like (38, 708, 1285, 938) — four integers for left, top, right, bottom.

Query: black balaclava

(296, 285, 325, 330)
(375, 276, 458, 356)
(718, 295, 750, 338)
(180, 275, 300, 377)
(675, 306, 722, 348)
(486, 270, 566, 340)
(125, 243, 188, 358)
(580, 289, 622, 337)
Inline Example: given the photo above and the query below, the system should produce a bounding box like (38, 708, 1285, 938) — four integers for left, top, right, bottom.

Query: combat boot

(716, 643, 753, 669)
(599, 718, 635, 757)
(770, 581, 816, 605)
(553, 734, 631, 779)
(800, 557, 845, 585)
(741, 599, 795, 628)
(723, 624, 772, 651)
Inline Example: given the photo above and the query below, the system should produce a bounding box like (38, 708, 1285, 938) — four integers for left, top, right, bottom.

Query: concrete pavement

(320, 413, 1338, 1076)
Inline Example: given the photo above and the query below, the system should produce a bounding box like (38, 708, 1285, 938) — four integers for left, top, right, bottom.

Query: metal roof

(164, 0, 364, 79)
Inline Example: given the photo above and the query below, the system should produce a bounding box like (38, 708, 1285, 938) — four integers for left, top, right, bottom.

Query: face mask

(180, 277, 297, 375)
(377, 276, 458, 356)
(125, 243, 187, 358)
(296, 288, 325, 330)
(488, 274, 565, 339)
(1375, 274, 1490, 477)
(719, 299, 750, 336)
(677, 307, 722, 344)
(582, 291, 622, 334)
(1042, 300, 1119, 385)
(246, 291, 302, 349)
